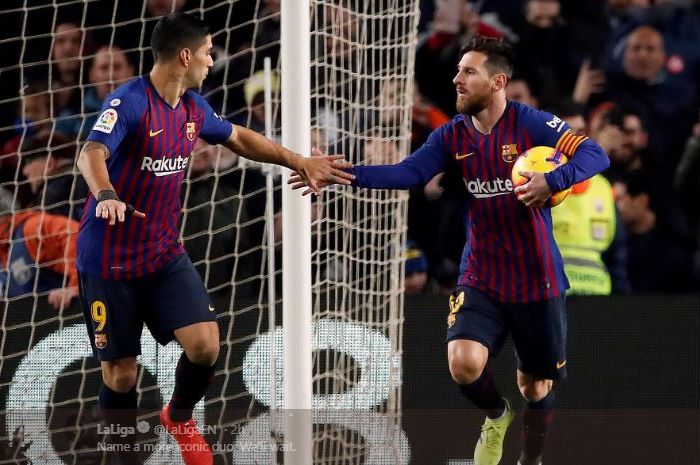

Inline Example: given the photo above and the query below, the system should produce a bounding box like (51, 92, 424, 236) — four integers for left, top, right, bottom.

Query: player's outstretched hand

(288, 147, 355, 196)
(96, 199, 146, 225)
(514, 170, 551, 208)
(48, 287, 78, 311)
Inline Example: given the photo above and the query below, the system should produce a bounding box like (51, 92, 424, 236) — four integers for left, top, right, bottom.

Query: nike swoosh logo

(455, 152, 474, 160)
(556, 360, 567, 369)
(208, 305, 215, 312)
(149, 129, 164, 137)
(472, 192, 511, 199)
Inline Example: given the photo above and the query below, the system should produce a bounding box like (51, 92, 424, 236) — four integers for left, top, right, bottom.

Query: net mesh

(0, 0, 419, 463)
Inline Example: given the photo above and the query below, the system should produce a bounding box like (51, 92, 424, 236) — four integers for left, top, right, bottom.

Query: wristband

(97, 190, 119, 203)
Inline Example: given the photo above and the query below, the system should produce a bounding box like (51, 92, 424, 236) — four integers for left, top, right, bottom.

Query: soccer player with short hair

(291, 37, 609, 465)
(77, 13, 353, 465)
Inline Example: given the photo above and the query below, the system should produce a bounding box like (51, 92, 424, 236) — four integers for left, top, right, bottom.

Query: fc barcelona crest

(447, 291, 465, 328)
(186, 121, 196, 141)
(502, 143, 518, 162)
(94, 332, 108, 349)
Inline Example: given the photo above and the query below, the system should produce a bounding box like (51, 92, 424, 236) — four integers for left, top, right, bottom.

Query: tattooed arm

(76, 141, 144, 225)
(77, 141, 113, 197)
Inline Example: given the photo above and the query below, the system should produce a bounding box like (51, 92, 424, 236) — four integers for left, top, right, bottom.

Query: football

(511, 146, 571, 207)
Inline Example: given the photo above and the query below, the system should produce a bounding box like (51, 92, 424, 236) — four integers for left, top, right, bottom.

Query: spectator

(21, 131, 87, 220)
(618, 106, 659, 172)
(552, 175, 630, 295)
(181, 139, 254, 295)
(363, 131, 402, 165)
(376, 79, 405, 128)
(1, 81, 53, 187)
(674, 119, 700, 282)
(408, 84, 465, 293)
(407, 167, 467, 295)
(254, 0, 281, 53)
(110, 0, 186, 72)
(146, 0, 187, 17)
(600, 0, 700, 79)
(598, 25, 698, 171)
(506, 77, 539, 108)
(415, 0, 504, 112)
(57, 46, 135, 139)
(404, 240, 431, 295)
(232, 70, 280, 135)
(613, 170, 694, 292)
(510, 0, 580, 103)
(550, 102, 631, 294)
(0, 190, 79, 310)
(412, 83, 450, 152)
(571, 58, 606, 105)
(589, 103, 626, 179)
(49, 22, 90, 115)
(596, 0, 649, 74)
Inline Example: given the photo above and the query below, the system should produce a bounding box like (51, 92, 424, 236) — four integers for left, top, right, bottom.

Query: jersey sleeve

(192, 93, 234, 145)
(524, 107, 610, 191)
(351, 125, 448, 189)
(85, 95, 140, 157)
(523, 107, 589, 156)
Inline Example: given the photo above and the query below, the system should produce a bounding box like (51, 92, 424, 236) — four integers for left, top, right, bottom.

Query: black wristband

(97, 190, 119, 203)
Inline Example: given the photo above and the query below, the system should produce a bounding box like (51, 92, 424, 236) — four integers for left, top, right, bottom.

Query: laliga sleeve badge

(94, 332, 108, 349)
(93, 109, 118, 134)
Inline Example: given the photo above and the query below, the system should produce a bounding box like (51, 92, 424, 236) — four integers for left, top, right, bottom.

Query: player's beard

(456, 91, 490, 116)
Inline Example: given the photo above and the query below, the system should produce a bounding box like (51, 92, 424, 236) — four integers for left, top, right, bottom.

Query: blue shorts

(78, 254, 215, 361)
(445, 286, 567, 380)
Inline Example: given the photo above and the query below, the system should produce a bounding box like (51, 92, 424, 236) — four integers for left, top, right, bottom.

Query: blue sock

(521, 390, 555, 464)
(99, 384, 140, 464)
(457, 370, 505, 419)
(169, 352, 216, 422)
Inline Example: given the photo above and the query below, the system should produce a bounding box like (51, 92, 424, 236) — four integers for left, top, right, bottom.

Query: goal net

(0, 0, 419, 463)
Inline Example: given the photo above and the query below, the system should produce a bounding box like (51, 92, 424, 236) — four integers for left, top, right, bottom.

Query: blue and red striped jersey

(77, 76, 233, 279)
(351, 101, 609, 302)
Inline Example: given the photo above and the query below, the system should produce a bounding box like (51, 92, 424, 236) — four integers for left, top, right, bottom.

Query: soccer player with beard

(77, 13, 353, 465)
(290, 37, 609, 465)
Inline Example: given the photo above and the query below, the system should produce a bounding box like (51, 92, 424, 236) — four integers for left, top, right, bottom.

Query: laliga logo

(141, 155, 190, 176)
(465, 178, 514, 198)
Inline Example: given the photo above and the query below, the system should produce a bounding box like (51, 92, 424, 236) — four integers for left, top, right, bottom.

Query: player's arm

(77, 141, 113, 196)
(222, 125, 354, 194)
(544, 131, 610, 193)
(79, 96, 146, 224)
(602, 208, 632, 294)
(194, 94, 353, 194)
(515, 110, 610, 207)
(76, 142, 145, 225)
(289, 126, 448, 194)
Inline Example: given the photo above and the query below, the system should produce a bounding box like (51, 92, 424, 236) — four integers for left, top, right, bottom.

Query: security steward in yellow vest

(552, 174, 621, 295)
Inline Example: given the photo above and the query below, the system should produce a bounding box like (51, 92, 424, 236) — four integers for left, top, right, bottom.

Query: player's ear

(493, 74, 507, 92)
(179, 48, 192, 67)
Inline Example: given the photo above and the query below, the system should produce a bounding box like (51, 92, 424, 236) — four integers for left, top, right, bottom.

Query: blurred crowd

(0, 0, 698, 312)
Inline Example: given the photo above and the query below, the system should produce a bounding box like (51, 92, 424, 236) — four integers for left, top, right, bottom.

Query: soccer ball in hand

(511, 146, 571, 207)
